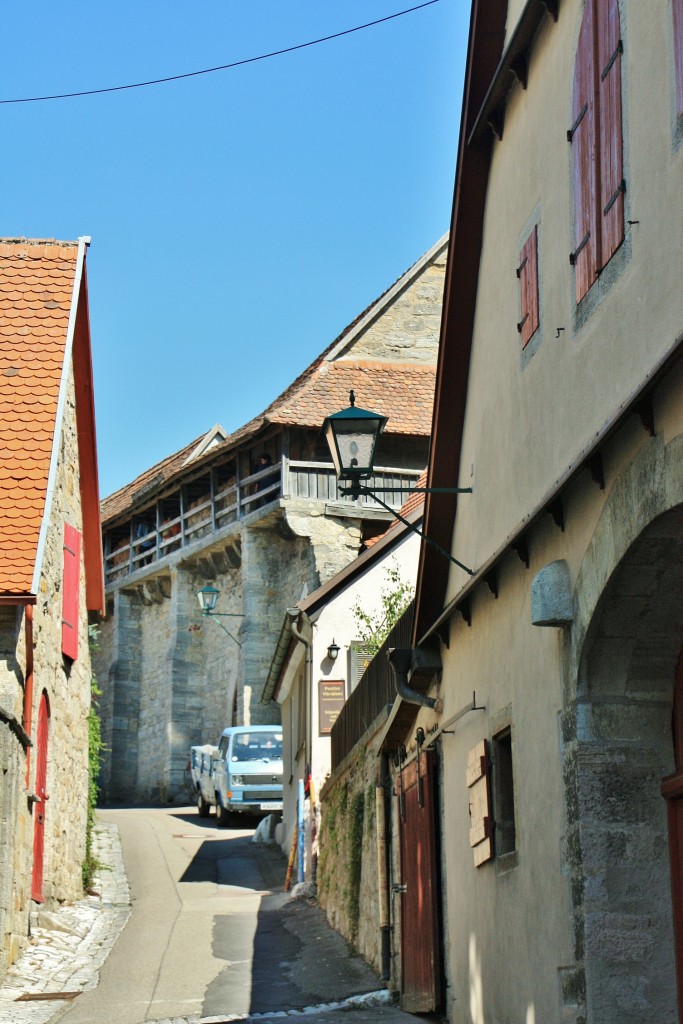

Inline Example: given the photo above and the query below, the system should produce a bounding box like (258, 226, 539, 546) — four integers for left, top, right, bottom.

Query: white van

(194, 725, 283, 826)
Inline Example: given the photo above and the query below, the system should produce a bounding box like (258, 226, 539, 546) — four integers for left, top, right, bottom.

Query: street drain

(15, 991, 81, 1001)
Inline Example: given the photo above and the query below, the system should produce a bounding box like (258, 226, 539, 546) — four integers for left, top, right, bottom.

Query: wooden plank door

(397, 747, 442, 1013)
(31, 691, 50, 903)
(663, 653, 683, 1021)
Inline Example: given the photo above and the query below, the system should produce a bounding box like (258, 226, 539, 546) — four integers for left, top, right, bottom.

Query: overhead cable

(0, 1, 440, 105)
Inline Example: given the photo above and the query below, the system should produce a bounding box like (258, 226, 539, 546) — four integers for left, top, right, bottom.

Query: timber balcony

(103, 458, 421, 587)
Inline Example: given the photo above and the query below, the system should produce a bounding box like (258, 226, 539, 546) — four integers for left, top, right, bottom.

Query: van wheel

(217, 802, 231, 827)
(197, 794, 210, 818)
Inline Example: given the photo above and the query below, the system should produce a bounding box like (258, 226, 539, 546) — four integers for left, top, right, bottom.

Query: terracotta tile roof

(0, 239, 79, 597)
(102, 240, 443, 526)
(101, 433, 205, 523)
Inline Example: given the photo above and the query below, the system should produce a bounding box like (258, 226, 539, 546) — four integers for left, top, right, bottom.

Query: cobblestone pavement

(0, 818, 420, 1024)
(0, 821, 131, 1024)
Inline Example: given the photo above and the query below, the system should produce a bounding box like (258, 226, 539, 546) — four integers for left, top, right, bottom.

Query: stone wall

(337, 243, 447, 364)
(96, 498, 365, 801)
(0, 365, 93, 977)
(318, 718, 389, 977)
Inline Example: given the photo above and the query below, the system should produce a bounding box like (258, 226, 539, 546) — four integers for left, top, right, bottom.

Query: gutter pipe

(290, 610, 313, 881)
(388, 648, 442, 711)
(377, 752, 391, 980)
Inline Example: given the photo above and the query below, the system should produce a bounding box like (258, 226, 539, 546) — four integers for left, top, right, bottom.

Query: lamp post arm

(361, 486, 473, 495)
(356, 486, 476, 576)
(206, 614, 242, 647)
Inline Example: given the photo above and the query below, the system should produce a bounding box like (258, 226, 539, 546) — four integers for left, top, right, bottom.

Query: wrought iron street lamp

(196, 585, 244, 646)
(323, 391, 387, 493)
(323, 392, 475, 576)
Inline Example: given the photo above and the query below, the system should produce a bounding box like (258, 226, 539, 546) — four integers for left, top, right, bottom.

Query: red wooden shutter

(674, 0, 683, 116)
(62, 524, 81, 661)
(570, 0, 599, 303)
(517, 226, 539, 348)
(597, 0, 624, 268)
(467, 739, 493, 866)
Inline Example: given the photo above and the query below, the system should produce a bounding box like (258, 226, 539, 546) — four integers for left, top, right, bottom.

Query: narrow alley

(1, 808, 422, 1024)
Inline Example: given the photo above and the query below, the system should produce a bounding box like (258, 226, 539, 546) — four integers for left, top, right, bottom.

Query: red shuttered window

(517, 225, 540, 348)
(674, 0, 683, 116)
(569, 0, 624, 303)
(62, 524, 81, 661)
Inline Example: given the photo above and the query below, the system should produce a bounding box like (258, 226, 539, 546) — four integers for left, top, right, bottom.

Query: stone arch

(563, 432, 683, 1023)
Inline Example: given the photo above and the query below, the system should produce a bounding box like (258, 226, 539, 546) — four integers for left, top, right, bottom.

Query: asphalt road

(52, 806, 388, 1024)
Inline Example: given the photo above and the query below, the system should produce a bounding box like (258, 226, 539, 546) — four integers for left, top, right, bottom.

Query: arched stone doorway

(572, 505, 683, 1022)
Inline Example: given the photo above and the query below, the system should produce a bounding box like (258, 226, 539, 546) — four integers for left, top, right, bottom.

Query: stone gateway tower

(95, 238, 446, 803)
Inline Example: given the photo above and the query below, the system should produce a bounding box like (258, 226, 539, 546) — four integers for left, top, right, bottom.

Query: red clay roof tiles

(102, 244, 442, 525)
(0, 238, 79, 597)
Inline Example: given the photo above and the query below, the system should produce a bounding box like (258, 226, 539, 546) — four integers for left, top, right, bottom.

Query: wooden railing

(104, 461, 422, 586)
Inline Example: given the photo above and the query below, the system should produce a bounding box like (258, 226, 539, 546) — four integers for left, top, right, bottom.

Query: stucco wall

(404, 371, 683, 1022)
(445, 0, 683, 608)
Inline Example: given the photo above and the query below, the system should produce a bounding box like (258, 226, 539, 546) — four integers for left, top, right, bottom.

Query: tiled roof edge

(31, 237, 89, 596)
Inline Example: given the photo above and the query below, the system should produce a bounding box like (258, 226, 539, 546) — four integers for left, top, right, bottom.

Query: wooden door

(31, 691, 50, 903)
(396, 747, 441, 1013)
(662, 653, 683, 1020)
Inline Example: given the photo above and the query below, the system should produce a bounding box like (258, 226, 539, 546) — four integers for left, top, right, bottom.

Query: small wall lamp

(327, 639, 340, 661)
(196, 585, 244, 647)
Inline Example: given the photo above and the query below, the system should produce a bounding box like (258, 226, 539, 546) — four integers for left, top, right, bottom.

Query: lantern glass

(323, 404, 387, 481)
(197, 585, 220, 613)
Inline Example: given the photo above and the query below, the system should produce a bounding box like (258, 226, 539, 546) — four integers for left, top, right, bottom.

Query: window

(492, 728, 516, 856)
(61, 524, 81, 661)
(467, 739, 493, 866)
(517, 225, 539, 348)
(348, 641, 373, 691)
(569, 0, 624, 303)
(467, 730, 517, 867)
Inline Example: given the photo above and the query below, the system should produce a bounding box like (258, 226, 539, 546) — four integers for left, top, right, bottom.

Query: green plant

(347, 790, 365, 939)
(352, 559, 414, 659)
(82, 624, 104, 891)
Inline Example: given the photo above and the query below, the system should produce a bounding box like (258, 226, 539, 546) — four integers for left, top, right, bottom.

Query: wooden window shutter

(673, 0, 683, 116)
(597, 0, 624, 268)
(467, 739, 493, 867)
(62, 524, 81, 661)
(517, 226, 539, 348)
(570, 0, 599, 303)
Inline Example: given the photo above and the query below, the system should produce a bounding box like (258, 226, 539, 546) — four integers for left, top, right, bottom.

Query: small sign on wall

(318, 680, 345, 735)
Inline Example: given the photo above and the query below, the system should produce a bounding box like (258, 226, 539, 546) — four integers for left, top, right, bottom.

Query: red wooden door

(663, 654, 683, 1020)
(396, 748, 441, 1013)
(31, 692, 50, 903)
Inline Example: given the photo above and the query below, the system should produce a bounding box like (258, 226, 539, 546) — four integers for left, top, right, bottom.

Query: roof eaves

(31, 236, 89, 597)
(413, 0, 508, 645)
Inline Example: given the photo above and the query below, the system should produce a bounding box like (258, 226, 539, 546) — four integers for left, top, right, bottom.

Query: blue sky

(2, 1, 469, 497)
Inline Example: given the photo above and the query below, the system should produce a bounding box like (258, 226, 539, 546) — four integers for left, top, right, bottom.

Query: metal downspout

(290, 611, 313, 880)
(377, 752, 391, 980)
(388, 648, 441, 710)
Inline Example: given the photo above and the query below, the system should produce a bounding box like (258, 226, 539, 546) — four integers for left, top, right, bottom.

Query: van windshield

(230, 731, 283, 761)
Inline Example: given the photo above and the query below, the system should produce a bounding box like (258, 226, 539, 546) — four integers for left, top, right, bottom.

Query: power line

(0, 1, 441, 105)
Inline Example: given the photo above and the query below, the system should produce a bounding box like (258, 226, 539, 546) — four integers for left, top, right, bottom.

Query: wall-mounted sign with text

(318, 679, 346, 735)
